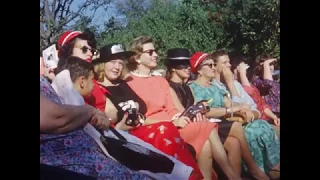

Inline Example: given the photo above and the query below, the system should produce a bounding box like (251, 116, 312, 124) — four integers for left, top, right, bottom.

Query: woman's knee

(271, 125, 280, 139)
(224, 137, 240, 150)
(209, 128, 219, 137)
(230, 122, 244, 134)
(200, 140, 212, 158)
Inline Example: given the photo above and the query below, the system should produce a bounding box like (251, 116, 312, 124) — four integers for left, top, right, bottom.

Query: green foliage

(101, 0, 228, 67)
(220, 0, 280, 60)
(97, 0, 280, 65)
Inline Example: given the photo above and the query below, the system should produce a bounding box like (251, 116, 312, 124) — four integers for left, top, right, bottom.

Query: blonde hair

(93, 62, 105, 82)
(120, 61, 130, 80)
(93, 61, 129, 81)
(127, 36, 153, 71)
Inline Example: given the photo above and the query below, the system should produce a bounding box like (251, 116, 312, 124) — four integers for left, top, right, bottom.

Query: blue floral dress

(40, 76, 150, 180)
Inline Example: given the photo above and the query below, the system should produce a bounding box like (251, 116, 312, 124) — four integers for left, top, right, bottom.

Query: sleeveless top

(102, 80, 147, 120)
(168, 81, 194, 108)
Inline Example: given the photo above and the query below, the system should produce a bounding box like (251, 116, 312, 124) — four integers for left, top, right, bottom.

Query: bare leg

(197, 140, 215, 180)
(224, 137, 242, 176)
(271, 125, 280, 139)
(268, 163, 280, 179)
(229, 122, 269, 180)
(208, 130, 241, 180)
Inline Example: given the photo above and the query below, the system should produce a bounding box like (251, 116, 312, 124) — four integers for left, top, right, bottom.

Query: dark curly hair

(56, 29, 97, 75)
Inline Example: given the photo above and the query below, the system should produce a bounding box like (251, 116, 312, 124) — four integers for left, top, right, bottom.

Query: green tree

(98, 0, 280, 65)
(204, 0, 280, 60)
(101, 0, 227, 66)
(40, 0, 112, 51)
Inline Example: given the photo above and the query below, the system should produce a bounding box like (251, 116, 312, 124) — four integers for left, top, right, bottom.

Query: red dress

(86, 79, 203, 179)
(127, 75, 206, 180)
(84, 80, 110, 111)
(242, 84, 272, 121)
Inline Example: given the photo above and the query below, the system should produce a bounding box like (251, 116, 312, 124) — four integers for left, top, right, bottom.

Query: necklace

(130, 70, 152, 77)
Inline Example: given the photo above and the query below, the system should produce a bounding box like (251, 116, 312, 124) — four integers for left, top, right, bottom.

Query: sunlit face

(104, 59, 124, 81)
(197, 59, 217, 79)
(137, 43, 158, 69)
(216, 55, 231, 74)
(72, 39, 94, 62)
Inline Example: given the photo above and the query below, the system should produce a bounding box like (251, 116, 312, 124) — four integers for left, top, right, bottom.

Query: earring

(136, 60, 141, 64)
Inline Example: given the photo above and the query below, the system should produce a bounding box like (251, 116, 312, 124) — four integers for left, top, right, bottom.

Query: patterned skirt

(130, 121, 203, 180)
(243, 119, 280, 173)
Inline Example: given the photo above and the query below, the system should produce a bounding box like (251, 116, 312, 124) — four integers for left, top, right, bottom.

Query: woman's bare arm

(40, 95, 94, 134)
(205, 96, 243, 118)
(169, 87, 185, 112)
(104, 98, 119, 124)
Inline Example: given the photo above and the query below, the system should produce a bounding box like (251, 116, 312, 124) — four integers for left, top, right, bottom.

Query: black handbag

(100, 127, 175, 173)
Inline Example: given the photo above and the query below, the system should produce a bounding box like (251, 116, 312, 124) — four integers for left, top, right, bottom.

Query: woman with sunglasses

(124, 36, 243, 180)
(87, 43, 202, 180)
(56, 30, 97, 72)
(165, 48, 246, 179)
(189, 51, 279, 179)
(252, 54, 280, 118)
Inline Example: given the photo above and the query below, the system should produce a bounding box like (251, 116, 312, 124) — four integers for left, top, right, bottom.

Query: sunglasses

(201, 63, 217, 68)
(142, 49, 157, 56)
(75, 45, 97, 55)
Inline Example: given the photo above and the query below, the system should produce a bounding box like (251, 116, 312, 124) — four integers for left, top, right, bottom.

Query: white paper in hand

(42, 45, 59, 69)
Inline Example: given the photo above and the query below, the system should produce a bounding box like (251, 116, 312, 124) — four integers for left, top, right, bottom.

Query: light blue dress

(189, 81, 280, 173)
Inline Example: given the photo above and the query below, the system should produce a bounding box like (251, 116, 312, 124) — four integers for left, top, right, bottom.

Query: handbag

(225, 111, 248, 124)
(99, 127, 175, 173)
(180, 100, 210, 121)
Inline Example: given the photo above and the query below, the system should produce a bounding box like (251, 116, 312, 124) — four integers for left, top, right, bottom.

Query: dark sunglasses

(75, 45, 97, 55)
(201, 63, 217, 68)
(142, 49, 157, 56)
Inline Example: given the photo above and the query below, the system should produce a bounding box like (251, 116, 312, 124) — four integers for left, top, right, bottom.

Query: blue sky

(72, 0, 119, 30)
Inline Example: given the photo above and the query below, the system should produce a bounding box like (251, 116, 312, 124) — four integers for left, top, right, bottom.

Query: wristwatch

(226, 107, 232, 114)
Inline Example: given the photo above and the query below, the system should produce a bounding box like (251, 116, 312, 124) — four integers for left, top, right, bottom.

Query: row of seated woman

(40, 31, 280, 180)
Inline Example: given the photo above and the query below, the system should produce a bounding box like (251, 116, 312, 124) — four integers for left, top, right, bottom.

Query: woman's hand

(239, 109, 254, 123)
(172, 116, 191, 128)
(273, 117, 280, 126)
(261, 58, 277, 66)
(237, 62, 249, 74)
(90, 109, 111, 130)
(115, 113, 144, 131)
(44, 67, 56, 81)
(193, 113, 208, 122)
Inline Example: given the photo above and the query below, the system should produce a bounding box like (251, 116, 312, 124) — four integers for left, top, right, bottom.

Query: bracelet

(226, 107, 231, 114)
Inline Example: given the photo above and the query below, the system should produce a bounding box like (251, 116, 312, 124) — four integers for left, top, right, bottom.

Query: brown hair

(229, 52, 247, 71)
(253, 53, 273, 77)
(127, 36, 153, 71)
(211, 49, 228, 63)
